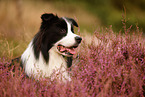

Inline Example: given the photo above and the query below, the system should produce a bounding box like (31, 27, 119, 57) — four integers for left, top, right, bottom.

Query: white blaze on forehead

(62, 17, 73, 34)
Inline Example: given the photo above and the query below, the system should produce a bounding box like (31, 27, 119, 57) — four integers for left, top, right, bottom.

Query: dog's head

(34, 13, 82, 59)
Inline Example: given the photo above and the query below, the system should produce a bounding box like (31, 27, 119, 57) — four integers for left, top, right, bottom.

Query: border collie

(21, 13, 82, 82)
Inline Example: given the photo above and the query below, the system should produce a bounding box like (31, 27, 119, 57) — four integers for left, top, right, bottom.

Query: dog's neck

(48, 47, 67, 69)
(48, 47, 71, 81)
(48, 46, 73, 69)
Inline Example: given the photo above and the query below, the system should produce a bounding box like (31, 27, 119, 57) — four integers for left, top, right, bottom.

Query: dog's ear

(41, 13, 58, 22)
(66, 17, 78, 27)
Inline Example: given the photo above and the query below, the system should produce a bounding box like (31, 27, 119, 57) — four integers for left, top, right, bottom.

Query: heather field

(0, 1, 145, 97)
(1, 24, 145, 96)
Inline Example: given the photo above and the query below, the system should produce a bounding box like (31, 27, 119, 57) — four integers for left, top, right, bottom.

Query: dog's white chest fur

(21, 41, 70, 81)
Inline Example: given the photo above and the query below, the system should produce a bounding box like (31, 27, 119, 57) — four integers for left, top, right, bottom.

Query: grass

(0, 1, 145, 97)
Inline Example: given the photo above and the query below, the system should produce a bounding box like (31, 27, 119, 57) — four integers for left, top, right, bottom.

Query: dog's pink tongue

(59, 46, 66, 52)
(59, 46, 76, 55)
(67, 48, 76, 55)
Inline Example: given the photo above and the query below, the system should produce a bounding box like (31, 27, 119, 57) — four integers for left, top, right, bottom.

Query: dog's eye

(60, 29, 66, 34)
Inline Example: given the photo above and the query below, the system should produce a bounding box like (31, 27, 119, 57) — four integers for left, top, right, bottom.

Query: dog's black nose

(75, 36, 82, 44)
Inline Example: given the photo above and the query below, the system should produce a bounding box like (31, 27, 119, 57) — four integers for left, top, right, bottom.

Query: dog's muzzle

(57, 36, 82, 57)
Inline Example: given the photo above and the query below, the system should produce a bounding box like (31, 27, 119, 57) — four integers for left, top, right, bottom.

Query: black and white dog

(21, 13, 82, 81)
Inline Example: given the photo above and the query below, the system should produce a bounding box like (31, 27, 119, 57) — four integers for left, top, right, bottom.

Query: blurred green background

(0, 0, 145, 58)
(46, 0, 145, 32)
(1, 0, 145, 33)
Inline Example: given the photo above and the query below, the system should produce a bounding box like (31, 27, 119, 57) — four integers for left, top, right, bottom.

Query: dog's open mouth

(57, 44, 78, 56)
